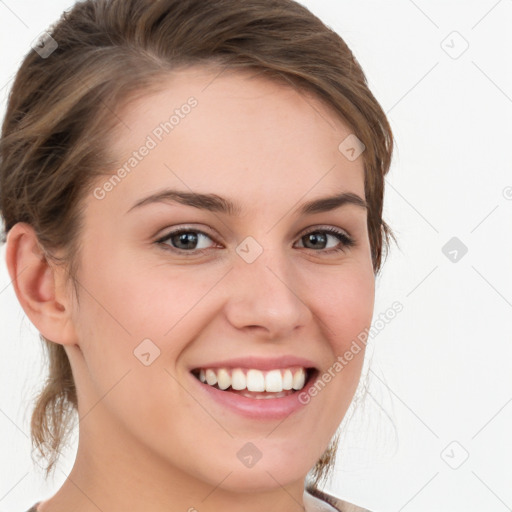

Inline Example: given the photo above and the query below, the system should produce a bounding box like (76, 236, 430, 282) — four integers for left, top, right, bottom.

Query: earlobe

(5, 222, 76, 345)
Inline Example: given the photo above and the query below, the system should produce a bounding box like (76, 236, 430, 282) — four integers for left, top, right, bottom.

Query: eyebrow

(126, 188, 368, 216)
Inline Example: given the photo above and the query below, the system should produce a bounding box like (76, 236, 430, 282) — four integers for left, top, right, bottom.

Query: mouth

(190, 366, 318, 399)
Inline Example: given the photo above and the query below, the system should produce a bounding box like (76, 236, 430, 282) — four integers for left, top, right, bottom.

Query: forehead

(98, 66, 366, 215)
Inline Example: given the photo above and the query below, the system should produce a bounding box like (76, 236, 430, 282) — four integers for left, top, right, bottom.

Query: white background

(1, 1, 511, 511)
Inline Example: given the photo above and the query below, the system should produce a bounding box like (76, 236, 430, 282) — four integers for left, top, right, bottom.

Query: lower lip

(189, 370, 318, 420)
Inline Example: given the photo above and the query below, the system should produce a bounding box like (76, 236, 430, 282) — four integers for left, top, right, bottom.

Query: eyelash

(155, 225, 356, 256)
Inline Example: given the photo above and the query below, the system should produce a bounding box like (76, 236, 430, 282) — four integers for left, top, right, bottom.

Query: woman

(0, 0, 394, 510)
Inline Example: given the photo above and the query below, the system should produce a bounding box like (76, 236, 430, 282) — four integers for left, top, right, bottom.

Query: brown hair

(0, 0, 394, 489)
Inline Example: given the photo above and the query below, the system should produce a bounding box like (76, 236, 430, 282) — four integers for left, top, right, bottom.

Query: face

(65, 66, 375, 492)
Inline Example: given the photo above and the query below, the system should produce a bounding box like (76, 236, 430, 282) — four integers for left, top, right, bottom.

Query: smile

(190, 366, 319, 417)
(192, 366, 310, 395)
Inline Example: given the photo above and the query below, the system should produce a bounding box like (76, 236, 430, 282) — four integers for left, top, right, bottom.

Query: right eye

(156, 228, 218, 254)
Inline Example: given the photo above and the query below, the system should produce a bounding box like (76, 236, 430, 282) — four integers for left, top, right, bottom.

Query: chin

(194, 448, 315, 493)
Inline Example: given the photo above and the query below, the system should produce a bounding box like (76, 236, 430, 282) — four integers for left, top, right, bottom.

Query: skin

(6, 66, 375, 512)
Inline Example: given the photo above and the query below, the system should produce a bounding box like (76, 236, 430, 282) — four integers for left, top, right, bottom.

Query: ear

(5, 222, 77, 346)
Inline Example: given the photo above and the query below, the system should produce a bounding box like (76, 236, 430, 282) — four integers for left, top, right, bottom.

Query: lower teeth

(223, 388, 295, 399)
(238, 390, 291, 399)
(199, 381, 296, 399)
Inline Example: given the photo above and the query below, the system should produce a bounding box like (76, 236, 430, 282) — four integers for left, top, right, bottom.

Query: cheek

(75, 244, 214, 342)
(304, 263, 374, 424)
(70, 250, 206, 441)
(312, 262, 375, 349)
(71, 248, 228, 414)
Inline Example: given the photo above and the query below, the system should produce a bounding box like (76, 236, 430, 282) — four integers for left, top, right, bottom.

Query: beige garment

(304, 484, 371, 512)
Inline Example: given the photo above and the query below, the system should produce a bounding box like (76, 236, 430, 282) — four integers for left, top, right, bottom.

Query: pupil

(306, 232, 326, 249)
(177, 232, 197, 249)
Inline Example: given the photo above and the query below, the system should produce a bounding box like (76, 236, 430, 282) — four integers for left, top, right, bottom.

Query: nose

(223, 242, 313, 340)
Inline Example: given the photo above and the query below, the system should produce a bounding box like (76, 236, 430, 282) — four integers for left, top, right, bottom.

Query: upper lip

(189, 355, 319, 372)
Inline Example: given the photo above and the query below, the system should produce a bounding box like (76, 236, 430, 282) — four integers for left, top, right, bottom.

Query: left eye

(296, 228, 355, 253)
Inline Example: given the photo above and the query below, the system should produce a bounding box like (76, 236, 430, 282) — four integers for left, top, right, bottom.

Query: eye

(295, 227, 355, 254)
(156, 228, 216, 254)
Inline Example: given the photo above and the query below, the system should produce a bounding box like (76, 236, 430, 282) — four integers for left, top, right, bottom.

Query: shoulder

(304, 483, 372, 512)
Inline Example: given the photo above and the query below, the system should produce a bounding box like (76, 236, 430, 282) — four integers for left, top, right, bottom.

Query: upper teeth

(197, 367, 308, 392)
